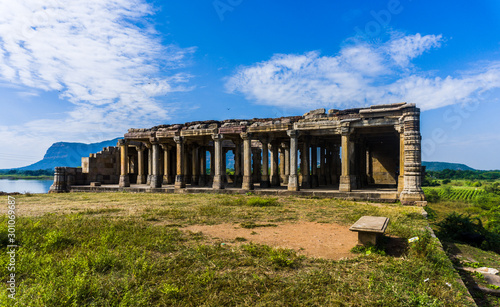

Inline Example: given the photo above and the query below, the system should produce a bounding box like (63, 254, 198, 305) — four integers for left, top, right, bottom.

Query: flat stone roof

(127, 102, 414, 133)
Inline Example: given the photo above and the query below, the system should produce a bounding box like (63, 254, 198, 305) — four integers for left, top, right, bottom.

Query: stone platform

(69, 184, 399, 202)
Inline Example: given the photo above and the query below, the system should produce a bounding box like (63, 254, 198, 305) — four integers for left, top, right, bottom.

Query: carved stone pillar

(339, 125, 355, 192)
(146, 144, 152, 185)
(301, 139, 311, 189)
(210, 147, 215, 180)
(118, 139, 130, 187)
(397, 126, 405, 195)
(136, 144, 146, 184)
(400, 107, 426, 203)
(252, 147, 261, 184)
(233, 140, 242, 186)
(150, 140, 162, 188)
(241, 133, 254, 190)
(191, 144, 199, 185)
(287, 130, 299, 191)
(270, 141, 280, 186)
(283, 143, 290, 184)
(260, 138, 270, 188)
(223, 148, 228, 183)
(49, 167, 67, 193)
(160, 144, 172, 184)
(198, 147, 206, 186)
(174, 136, 186, 189)
(279, 147, 285, 183)
(311, 145, 319, 187)
(212, 134, 224, 190)
(319, 146, 326, 185)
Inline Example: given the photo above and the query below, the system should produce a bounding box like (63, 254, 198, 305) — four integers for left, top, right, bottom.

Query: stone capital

(212, 134, 224, 141)
(240, 132, 252, 140)
(135, 143, 146, 152)
(160, 143, 171, 151)
(117, 139, 128, 146)
(149, 137, 159, 144)
(173, 136, 183, 144)
(287, 129, 298, 138)
(340, 125, 350, 136)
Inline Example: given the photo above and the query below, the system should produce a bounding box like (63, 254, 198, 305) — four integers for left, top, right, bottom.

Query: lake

(0, 179, 54, 194)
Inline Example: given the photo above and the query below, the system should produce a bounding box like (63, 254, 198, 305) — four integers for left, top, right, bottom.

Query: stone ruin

(50, 102, 426, 204)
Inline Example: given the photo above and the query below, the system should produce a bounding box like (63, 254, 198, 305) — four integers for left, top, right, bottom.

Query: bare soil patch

(184, 221, 359, 260)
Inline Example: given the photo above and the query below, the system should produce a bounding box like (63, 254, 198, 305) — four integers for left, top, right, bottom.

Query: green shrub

(425, 189, 440, 203)
(436, 212, 500, 253)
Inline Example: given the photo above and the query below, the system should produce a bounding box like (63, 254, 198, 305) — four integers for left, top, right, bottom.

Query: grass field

(425, 187, 500, 307)
(0, 193, 474, 306)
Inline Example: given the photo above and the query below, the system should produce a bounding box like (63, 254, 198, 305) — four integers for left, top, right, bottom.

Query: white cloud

(0, 0, 195, 168)
(227, 33, 500, 111)
(386, 33, 442, 67)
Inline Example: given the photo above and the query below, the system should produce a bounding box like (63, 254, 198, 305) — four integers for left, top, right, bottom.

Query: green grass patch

(0, 193, 476, 305)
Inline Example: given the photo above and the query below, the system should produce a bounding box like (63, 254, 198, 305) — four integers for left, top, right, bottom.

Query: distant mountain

(422, 161, 475, 171)
(13, 138, 121, 171)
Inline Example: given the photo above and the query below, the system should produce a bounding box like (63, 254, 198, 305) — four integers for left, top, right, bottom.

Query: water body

(0, 179, 53, 194)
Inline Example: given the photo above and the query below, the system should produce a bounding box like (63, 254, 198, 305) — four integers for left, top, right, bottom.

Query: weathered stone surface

(303, 108, 326, 117)
(349, 216, 389, 233)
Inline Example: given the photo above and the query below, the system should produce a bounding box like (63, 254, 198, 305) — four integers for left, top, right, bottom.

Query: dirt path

(184, 221, 359, 260)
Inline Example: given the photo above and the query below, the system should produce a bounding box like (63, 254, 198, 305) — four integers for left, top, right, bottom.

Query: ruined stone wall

(81, 146, 120, 184)
(370, 147, 397, 185)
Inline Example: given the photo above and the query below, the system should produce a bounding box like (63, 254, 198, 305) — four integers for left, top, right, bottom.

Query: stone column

(210, 148, 215, 179)
(174, 136, 186, 189)
(260, 138, 270, 188)
(118, 139, 130, 187)
(191, 144, 199, 185)
(234, 140, 242, 186)
(251, 148, 261, 184)
(160, 144, 172, 185)
(150, 141, 162, 188)
(223, 148, 228, 183)
(136, 144, 146, 184)
(146, 144, 152, 185)
(49, 167, 67, 193)
(212, 134, 224, 190)
(339, 126, 353, 192)
(270, 141, 280, 186)
(301, 140, 311, 189)
(279, 147, 285, 183)
(283, 143, 290, 184)
(241, 133, 254, 190)
(199, 147, 207, 186)
(184, 145, 191, 185)
(400, 107, 425, 203)
(319, 146, 326, 185)
(311, 145, 319, 187)
(398, 127, 405, 195)
(287, 130, 299, 191)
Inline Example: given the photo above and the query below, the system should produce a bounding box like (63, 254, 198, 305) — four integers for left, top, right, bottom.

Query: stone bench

(349, 216, 389, 246)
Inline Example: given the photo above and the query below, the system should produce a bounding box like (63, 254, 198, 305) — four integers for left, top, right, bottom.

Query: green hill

(422, 161, 475, 171)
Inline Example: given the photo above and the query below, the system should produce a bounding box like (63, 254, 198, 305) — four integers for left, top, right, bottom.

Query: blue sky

(1, 0, 499, 170)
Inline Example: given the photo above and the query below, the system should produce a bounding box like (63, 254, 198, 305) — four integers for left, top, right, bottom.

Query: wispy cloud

(226, 33, 500, 111)
(0, 0, 195, 168)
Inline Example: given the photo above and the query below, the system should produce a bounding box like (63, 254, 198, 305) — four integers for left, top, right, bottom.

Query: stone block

(349, 216, 389, 246)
